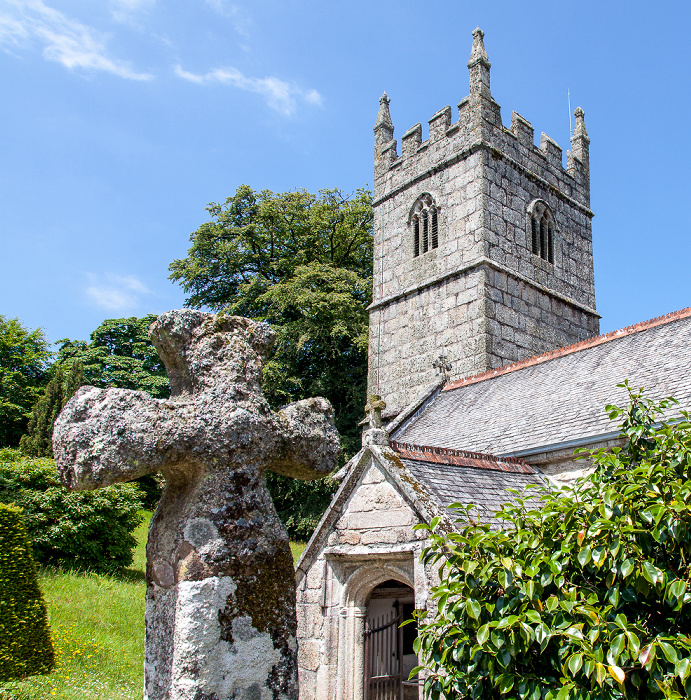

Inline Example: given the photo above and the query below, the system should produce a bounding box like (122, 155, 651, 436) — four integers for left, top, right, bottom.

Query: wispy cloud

(109, 0, 155, 25)
(0, 0, 152, 79)
(85, 273, 152, 312)
(203, 0, 250, 36)
(174, 64, 322, 116)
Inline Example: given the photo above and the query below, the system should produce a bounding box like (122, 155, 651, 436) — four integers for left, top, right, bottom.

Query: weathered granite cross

(362, 394, 388, 447)
(53, 310, 340, 700)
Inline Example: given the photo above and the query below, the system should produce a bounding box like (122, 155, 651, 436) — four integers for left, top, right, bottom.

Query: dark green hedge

(0, 449, 142, 574)
(0, 504, 54, 681)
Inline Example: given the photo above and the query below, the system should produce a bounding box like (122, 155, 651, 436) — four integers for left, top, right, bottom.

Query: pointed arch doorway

(363, 580, 419, 700)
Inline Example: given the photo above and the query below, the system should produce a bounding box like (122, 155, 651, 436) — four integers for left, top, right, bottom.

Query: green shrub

(0, 504, 54, 681)
(0, 450, 142, 574)
(415, 385, 691, 700)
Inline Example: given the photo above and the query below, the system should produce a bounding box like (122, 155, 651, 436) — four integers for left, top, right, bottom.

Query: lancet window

(411, 194, 439, 257)
(528, 200, 554, 264)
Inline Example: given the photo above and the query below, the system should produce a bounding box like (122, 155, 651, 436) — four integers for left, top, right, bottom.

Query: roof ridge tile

(390, 440, 536, 474)
(444, 306, 691, 392)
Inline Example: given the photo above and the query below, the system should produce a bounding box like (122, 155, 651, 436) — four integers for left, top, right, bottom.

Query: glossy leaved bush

(414, 384, 691, 700)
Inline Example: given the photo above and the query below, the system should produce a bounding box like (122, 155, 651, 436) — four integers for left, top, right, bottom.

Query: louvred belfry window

(529, 200, 555, 264)
(411, 194, 439, 258)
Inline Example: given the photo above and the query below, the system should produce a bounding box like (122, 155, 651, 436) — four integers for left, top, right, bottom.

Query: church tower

(368, 28, 599, 416)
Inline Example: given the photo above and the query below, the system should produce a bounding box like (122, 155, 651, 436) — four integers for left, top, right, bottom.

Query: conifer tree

(19, 362, 84, 458)
(0, 316, 51, 447)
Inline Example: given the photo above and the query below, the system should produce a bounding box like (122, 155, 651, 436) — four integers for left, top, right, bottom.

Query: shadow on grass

(38, 563, 146, 583)
(115, 567, 146, 583)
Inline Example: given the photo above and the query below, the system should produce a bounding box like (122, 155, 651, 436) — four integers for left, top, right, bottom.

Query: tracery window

(528, 200, 554, 264)
(411, 194, 439, 257)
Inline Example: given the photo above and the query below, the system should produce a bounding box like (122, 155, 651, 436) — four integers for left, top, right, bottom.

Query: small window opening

(547, 225, 554, 264)
(529, 201, 554, 264)
(539, 218, 547, 259)
(410, 193, 439, 257)
(431, 209, 438, 249)
(422, 212, 429, 253)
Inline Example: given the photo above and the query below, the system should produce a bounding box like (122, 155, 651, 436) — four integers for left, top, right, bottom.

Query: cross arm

(265, 397, 340, 479)
(53, 385, 184, 491)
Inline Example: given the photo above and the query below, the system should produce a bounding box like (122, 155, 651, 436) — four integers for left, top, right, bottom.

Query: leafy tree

(169, 185, 373, 538)
(0, 317, 52, 447)
(415, 384, 691, 700)
(19, 361, 84, 458)
(55, 315, 169, 399)
(54, 316, 168, 507)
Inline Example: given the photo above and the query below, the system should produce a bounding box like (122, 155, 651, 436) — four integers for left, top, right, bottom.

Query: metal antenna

(568, 88, 572, 135)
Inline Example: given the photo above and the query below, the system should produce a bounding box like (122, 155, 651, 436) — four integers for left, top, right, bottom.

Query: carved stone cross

(53, 310, 340, 700)
(364, 394, 386, 429)
(432, 353, 452, 378)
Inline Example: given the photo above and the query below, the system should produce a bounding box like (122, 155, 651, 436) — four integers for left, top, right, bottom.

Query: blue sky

(2, 0, 690, 345)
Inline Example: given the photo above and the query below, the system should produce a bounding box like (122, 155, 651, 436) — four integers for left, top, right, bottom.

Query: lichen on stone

(53, 309, 340, 700)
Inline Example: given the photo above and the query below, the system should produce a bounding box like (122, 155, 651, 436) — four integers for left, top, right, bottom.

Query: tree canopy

(169, 185, 373, 311)
(0, 317, 52, 447)
(415, 385, 691, 700)
(55, 315, 169, 399)
(169, 185, 374, 538)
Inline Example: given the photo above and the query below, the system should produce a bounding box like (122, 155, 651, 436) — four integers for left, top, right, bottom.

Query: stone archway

(364, 579, 418, 700)
(335, 557, 416, 700)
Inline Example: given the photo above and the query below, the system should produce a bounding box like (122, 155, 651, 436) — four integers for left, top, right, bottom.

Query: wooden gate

(363, 608, 403, 700)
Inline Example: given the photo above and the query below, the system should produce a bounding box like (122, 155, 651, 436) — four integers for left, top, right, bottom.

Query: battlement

(373, 28, 590, 208)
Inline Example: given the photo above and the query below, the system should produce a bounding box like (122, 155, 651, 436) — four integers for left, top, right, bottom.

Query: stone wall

(485, 266, 599, 368)
(368, 266, 488, 413)
(296, 461, 430, 700)
(520, 436, 624, 487)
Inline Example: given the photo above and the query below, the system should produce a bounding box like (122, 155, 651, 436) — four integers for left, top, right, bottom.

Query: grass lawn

(0, 512, 306, 699)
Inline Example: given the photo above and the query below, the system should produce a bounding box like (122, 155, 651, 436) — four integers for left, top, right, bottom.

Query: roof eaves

(370, 445, 458, 535)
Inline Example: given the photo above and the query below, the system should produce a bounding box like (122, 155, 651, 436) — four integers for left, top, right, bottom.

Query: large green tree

(55, 315, 169, 399)
(169, 185, 373, 538)
(415, 385, 691, 700)
(0, 317, 52, 447)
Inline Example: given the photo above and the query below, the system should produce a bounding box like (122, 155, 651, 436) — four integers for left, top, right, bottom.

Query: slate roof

(393, 308, 691, 456)
(398, 456, 544, 525)
(385, 442, 544, 525)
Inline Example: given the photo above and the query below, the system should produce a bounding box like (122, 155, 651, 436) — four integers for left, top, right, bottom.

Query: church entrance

(363, 580, 419, 700)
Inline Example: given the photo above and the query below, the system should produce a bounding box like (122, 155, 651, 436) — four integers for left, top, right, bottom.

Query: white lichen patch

(169, 576, 282, 700)
(202, 616, 283, 699)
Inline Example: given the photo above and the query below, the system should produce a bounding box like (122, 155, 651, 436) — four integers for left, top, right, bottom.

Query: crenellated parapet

(373, 31, 591, 208)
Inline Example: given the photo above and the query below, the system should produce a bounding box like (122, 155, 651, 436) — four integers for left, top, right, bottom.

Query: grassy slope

(0, 514, 306, 700)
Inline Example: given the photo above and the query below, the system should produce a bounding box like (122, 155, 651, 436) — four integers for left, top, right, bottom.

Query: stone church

(295, 29, 691, 700)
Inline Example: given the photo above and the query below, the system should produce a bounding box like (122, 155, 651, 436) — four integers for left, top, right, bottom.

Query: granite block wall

(295, 461, 429, 700)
